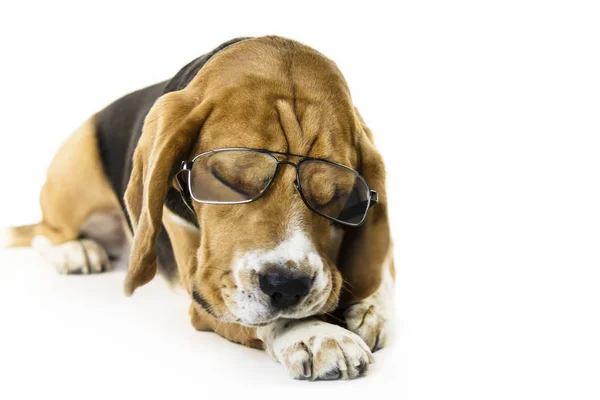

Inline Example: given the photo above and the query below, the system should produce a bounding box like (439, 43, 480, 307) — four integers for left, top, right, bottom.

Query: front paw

(259, 320, 374, 380)
(344, 302, 387, 352)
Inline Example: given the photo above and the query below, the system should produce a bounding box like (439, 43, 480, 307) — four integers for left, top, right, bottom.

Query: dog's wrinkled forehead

(179, 38, 359, 281)
(188, 37, 359, 165)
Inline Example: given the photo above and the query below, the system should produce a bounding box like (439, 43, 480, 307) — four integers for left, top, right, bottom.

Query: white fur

(32, 235, 110, 274)
(229, 229, 329, 325)
(167, 210, 199, 233)
(235, 229, 323, 272)
(257, 318, 374, 380)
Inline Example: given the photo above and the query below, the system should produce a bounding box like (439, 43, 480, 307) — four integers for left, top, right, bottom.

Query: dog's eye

(190, 151, 277, 203)
(300, 166, 356, 215)
(209, 165, 270, 198)
(307, 185, 351, 209)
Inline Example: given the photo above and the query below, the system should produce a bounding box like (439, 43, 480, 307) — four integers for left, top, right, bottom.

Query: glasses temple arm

(176, 162, 198, 217)
(368, 190, 378, 209)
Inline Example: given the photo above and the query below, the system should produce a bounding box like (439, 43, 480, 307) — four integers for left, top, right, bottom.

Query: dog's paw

(260, 320, 374, 380)
(344, 302, 387, 352)
(33, 236, 111, 274)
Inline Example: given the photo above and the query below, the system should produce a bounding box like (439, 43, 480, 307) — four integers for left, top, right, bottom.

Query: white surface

(0, 251, 400, 397)
(1, 1, 599, 399)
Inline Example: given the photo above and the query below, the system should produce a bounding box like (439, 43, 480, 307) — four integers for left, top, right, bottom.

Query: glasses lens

(298, 160, 370, 225)
(190, 150, 277, 203)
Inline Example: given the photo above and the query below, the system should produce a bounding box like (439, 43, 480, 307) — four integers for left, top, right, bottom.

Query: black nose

(259, 271, 312, 309)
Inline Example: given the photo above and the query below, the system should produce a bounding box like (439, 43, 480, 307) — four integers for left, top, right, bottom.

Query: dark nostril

(272, 292, 283, 300)
(259, 271, 312, 309)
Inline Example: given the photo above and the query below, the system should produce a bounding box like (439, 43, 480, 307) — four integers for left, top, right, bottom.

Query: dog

(5, 36, 394, 380)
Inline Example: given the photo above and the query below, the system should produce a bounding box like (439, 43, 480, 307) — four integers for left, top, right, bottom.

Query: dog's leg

(32, 210, 127, 274)
(257, 256, 394, 380)
(32, 235, 111, 274)
(22, 117, 126, 274)
(257, 318, 374, 380)
(343, 253, 395, 351)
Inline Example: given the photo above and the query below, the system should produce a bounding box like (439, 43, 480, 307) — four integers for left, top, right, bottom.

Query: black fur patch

(192, 288, 219, 318)
(165, 188, 198, 227)
(94, 37, 250, 281)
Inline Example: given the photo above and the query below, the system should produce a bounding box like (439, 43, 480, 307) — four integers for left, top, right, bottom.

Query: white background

(0, 1, 598, 399)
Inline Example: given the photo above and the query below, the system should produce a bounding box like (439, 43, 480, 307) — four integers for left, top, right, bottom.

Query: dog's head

(123, 37, 390, 326)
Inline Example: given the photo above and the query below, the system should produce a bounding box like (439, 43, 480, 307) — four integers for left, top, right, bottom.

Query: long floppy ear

(124, 92, 210, 296)
(338, 108, 392, 307)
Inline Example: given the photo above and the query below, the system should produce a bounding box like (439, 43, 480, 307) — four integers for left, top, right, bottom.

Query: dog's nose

(259, 271, 312, 309)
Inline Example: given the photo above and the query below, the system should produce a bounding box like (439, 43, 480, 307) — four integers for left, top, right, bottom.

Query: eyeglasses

(175, 148, 378, 227)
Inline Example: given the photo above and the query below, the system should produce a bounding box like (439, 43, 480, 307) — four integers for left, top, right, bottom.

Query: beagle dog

(5, 36, 394, 380)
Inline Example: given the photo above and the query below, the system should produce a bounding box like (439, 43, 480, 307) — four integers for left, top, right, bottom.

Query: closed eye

(311, 187, 350, 209)
(210, 167, 252, 197)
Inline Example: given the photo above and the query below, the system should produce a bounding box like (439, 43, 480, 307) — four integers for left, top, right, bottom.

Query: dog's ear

(338, 108, 392, 307)
(124, 92, 209, 296)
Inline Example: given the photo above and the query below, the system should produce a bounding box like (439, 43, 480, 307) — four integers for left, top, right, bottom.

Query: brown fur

(6, 223, 37, 247)
(7, 36, 393, 350)
(5, 117, 124, 247)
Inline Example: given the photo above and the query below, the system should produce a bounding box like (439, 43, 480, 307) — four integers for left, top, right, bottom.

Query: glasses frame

(175, 148, 378, 227)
